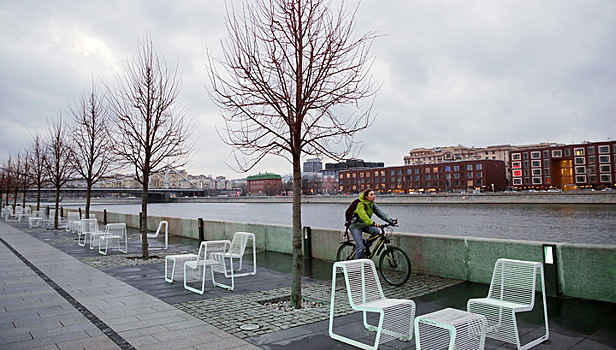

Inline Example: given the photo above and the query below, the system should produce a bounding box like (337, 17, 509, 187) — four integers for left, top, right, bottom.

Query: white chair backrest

(229, 232, 251, 256)
(15, 206, 23, 214)
(106, 223, 126, 236)
(24, 206, 31, 214)
(67, 211, 80, 221)
(48, 209, 56, 219)
(198, 240, 230, 262)
(32, 210, 44, 218)
(81, 218, 99, 233)
(487, 258, 541, 307)
(336, 259, 385, 307)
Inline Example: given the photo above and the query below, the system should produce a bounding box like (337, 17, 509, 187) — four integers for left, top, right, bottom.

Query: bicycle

(336, 223, 412, 286)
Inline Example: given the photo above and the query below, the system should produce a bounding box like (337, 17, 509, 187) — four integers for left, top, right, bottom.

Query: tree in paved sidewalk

(207, 0, 378, 308)
(44, 115, 75, 229)
(68, 79, 117, 219)
(27, 132, 49, 211)
(108, 31, 193, 260)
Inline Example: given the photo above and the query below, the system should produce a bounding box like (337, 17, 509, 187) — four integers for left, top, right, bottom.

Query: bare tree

(28, 133, 48, 210)
(19, 150, 35, 208)
(208, 0, 377, 307)
(69, 79, 116, 218)
(44, 115, 75, 229)
(11, 152, 24, 210)
(109, 31, 193, 259)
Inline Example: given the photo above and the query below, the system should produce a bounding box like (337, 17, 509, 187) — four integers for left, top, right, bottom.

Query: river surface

(77, 202, 616, 245)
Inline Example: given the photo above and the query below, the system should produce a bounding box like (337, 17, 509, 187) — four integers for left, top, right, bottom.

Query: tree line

(1, 31, 193, 259)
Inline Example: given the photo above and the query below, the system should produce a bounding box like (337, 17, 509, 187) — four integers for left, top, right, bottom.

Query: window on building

(425, 167, 430, 173)
(523, 152, 529, 159)
(476, 179, 482, 186)
(613, 144, 616, 153)
(476, 172, 482, 178)
(397, 170, 402, 175)
(453, 165, 460, 172)
(588, 156, 596, 164)
(524, 177, 530, 185)
(476, 164, 482, 170)
(598, 145, 609, 154)
(467, 164, 473, 171)
(552, 150, 562, 157)
(523, 169, 530, 176)
(433, 167, 439, 173)
(513, 169, 522, 177)
(531, 151, 541, 159)
(523, 160, 529, 168)
(545, 177, 551, 184)
(574, 148, 584, 156)
(532, 168, 542, 176)
(599, 155, 610, 163)
(512, 161, 521, 168)
(453, 173, 460, 179)
(575, 166, 586, 174)
(381, 171, 385, 176)
(575, 157, 585, 165)
(531, 160, 541, 167)
(390, 170, 395, 176)
(425, 175, 431, 181)
(406, 169, 412, 175)
(425, 182, 431, 187)
(600, 164, 611, 173)
(587, 146, 595, 155)
(588, 166, 596, 174)
(415, 175, 420, 181)
(575, 175, 587, 183)
(600, 174, 612, 183)
(360, 172, 364, 178)
(513, 178, 522, 185)
(467, 172, 473, 178)
(414, 168, 420, 174)
(512, 153, 521, 160)
(543, 150, 550, 158)
(564, 148, 571, 157)
(445, 166, 451, 172)
(543, 159, 550, 167)
(532, 177, 542, 184)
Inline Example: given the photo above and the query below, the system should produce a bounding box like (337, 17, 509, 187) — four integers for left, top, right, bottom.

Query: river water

(80, 202, 616, 245)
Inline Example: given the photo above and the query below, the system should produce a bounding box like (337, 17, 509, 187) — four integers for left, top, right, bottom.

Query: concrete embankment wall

(66, 208, 616, 304)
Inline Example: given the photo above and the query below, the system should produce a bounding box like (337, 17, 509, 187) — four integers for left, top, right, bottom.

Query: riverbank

(173, 190, 616, 205)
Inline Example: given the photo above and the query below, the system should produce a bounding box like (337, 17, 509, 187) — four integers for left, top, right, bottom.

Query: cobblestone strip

(175, 275, 461, 339)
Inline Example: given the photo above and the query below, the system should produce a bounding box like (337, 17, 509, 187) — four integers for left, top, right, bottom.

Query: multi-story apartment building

(339, 159, 507, 193)
(303, 158, 323, 173)
(510, 140, 616, 191)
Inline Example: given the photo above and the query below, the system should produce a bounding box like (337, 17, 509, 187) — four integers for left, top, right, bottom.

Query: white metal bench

(329, 259, 416, 350)
(147, 220, 168, 250)
(415, 308, 487, 350)
(467, 258, 549, 350)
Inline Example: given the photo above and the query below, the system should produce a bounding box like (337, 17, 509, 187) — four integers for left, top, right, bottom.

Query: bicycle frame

(343, 224, 394, 259)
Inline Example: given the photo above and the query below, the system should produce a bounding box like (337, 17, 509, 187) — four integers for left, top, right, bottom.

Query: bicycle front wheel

(336, 242, 356, 261)
(379, 247, 411, 286)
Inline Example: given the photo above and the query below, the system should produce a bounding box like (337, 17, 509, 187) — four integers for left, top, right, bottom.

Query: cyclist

(348, 189, 397, 259)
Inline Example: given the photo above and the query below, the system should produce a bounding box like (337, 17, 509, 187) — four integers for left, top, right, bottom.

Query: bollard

(198, 218, 204, 242)
(60, 207, 63, 217)
(78, 207, 82, 219)
(104, 209, 107, 225)
(139, 212, 143, 232)
(46, 206, 50, 216)
(303, 226, 312, 260)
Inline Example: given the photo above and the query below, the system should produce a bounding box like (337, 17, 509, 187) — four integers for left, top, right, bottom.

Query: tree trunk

(141, 180, 149, 260)
(54, 187, 60, 229)
(36, 186, 41, 210)
(290, 151, 303, 308)
(85, 183, 92, 218)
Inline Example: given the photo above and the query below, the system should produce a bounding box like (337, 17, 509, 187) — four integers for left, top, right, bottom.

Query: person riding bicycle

(348, 189, 397, 259)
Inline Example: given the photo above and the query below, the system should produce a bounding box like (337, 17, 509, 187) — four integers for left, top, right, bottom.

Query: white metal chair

(467, 258, 549, 350)
(78, 218, 102, 247)
(99, 223, 128, 255)
(41, 209, 56, 227)
(147, 220, 168, 250)
(220, 232, 256, 278)
(17, 206, 31, 222)
(28, 210, 45, 228)
(184, 240, 234, 294)
(329, 259, 416, 350)
(66, 211, 81, 232)
(4, 206, 19, 222)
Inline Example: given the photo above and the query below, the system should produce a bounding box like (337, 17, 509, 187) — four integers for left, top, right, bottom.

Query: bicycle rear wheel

(336, 242, 356, 261)
(379, 247, 411, 286)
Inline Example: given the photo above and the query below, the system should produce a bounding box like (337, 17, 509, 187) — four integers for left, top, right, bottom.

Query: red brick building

(246, 173, 282, 196)
(509, 140, 616, 191)
(339, 159, 507, 193)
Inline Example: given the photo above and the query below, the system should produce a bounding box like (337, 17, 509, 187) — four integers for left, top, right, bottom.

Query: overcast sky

(1, 0, 615, 180)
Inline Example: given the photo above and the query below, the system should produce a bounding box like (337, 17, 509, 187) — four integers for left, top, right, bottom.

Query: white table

(415, 308, 487, 350)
